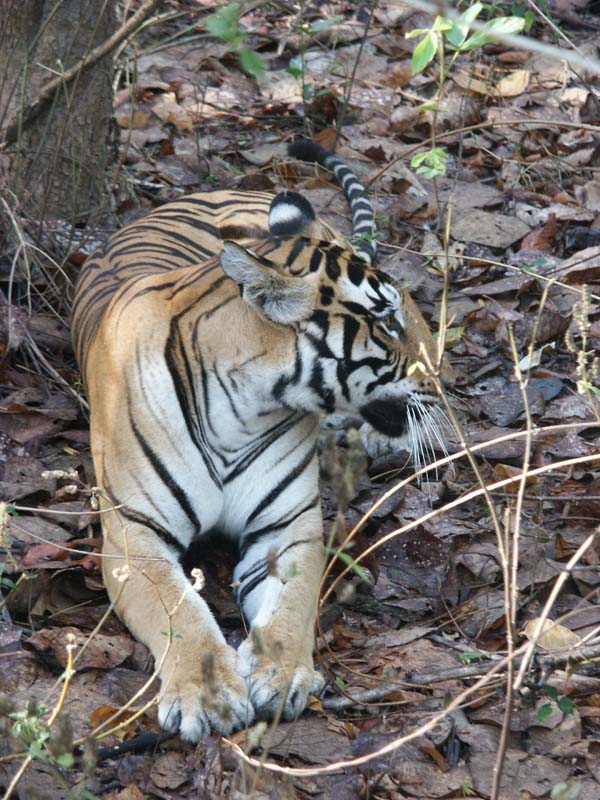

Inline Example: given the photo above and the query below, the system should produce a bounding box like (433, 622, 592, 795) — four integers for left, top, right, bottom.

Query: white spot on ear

(269, 191, 315, 236)
(269, 203, 304, 228)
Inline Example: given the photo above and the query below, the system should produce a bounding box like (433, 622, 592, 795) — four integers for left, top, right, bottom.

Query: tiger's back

(72, 189, 336, 373)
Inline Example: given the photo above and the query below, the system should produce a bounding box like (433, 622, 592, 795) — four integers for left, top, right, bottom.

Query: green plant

(551, 780, 583, 800)
(10, 703, 75, 770)
(458, 648, 483, 664)
(406, 3, 525, 180)
(537, 684, 576, 721)
(206, 2, 264, 80)
(411, 147, 448, 180)
(285, 15, 343, 108)
(510, 1, 536, 32)
(0, 562, 16, 591)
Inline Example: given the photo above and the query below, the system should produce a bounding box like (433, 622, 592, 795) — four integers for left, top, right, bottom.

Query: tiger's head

(219, 191, 452, 461)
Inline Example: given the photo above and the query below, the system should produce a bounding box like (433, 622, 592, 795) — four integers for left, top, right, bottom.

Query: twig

(525, 0, 585, 56)
(321, 641, 600, 711)
(0, 0, 161, 149)
(320, 449, 600, 609)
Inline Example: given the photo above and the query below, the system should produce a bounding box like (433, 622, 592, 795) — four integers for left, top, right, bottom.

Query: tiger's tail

(287, 139, 377, 264)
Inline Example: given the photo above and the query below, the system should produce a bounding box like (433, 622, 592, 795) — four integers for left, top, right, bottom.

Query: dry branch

(321, 641, 600, 711)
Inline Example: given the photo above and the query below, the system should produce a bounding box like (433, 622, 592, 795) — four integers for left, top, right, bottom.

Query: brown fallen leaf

(150, 751, 190, 789)
(452, 66, 530, 97)
(498, 50, 530, 64)
(494, 463, 538, 492)
(89, 704, 146, 740)
(523, 618, 582, 651)
(26, 626, 134, 670)
(104, 786, 145, 800)
(519, 213, 558, 252)
(470, 750, 570, 797)
(21, 542, 69, 567)
(555, 245, 600, 283)
(451, 209, 530, 248)
(263, 718, 353, 764)
(115, 110, 152, 129)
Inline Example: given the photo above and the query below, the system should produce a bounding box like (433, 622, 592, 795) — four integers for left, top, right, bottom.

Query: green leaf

(541, 684, 559, 701)
(405, 27, 428, 39)
(551, 781, 583, 800)
(286, 55, 304, 77)
(308, 15, 342, 34)
(410, 147, 447, 179)
(56, 751, 74, 768)
(446, 2, 483, 48)
(337, 550, 371, 582)
(537, 702, 553, 722)
(523, 9, 535, 33)
(432, 15, 452, 32)
(459, 649, 483, 663)
(239, 47, 264, 79)
(411, 31, 438, 75)
(416, 102, 442, 112)
(462, 16, 525, 50)
(302, 83, 314, 103)
(335, 675, 347, 688)
(557, 695, 576, 714)
(206, 1, 243, 46)
(29, 740, 46, 761)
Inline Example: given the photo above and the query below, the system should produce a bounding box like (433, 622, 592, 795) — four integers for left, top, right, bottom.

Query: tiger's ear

(268, 191, 316, 237)
(220, 241, 314, 324)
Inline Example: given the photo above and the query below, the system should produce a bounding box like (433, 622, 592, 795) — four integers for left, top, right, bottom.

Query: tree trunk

(0, 0, 116, 229)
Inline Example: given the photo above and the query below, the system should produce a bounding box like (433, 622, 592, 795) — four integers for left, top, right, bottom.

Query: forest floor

(1, 1, 600, 798)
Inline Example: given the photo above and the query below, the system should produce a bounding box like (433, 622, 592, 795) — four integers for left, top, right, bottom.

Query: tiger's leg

(235, 507, 325, 720)
(101, 509, 254, 742)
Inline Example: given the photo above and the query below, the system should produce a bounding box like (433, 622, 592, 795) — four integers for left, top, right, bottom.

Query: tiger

(71, 139, 452, 742)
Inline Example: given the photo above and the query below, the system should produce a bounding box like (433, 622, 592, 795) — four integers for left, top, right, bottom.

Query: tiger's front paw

(158, 646, 254, 742)
(238, 640, 324, 721)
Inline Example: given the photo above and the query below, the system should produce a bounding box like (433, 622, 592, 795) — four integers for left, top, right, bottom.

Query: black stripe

(239, 497, 320, 558)
(102, 479, 186, 554)
(164, 322, 222, 486)
(246, 444, 317, 526)
(213, 363, 242, 422)
(224, 414, 301, 483)
(120, 507, 186, 555)
(237, 533, 321, 606)
(127, 395, 202, 535)
(285, 238, 306, 267)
